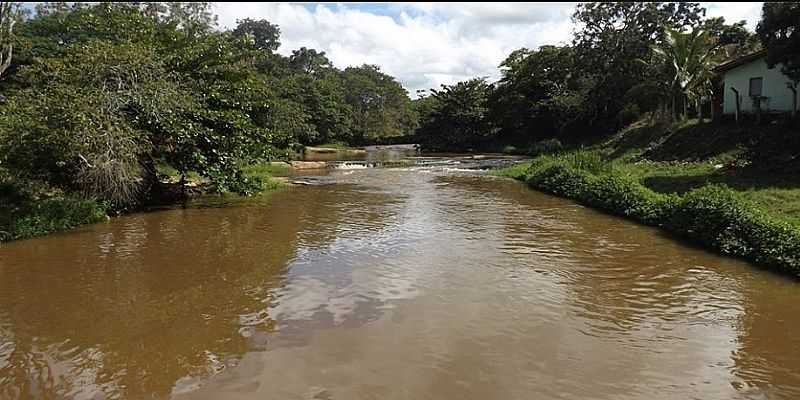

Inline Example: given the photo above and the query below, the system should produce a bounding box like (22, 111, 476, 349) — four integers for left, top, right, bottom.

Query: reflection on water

(1, 159, 800, 399)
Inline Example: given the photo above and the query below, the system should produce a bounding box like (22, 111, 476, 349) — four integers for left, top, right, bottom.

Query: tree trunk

(0, 2, 16, 79)
(710, 95, 716, 122)
(697, 98, 702, 122)
(671, 94, 677, 121)
(731, 87, 740, 125)
(683, 95, 689, 120)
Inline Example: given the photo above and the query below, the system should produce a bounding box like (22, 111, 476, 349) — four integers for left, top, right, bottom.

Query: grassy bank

(312, 142, 362, 151)
(494, 120, 800, 277)
(0, 161, 289, 243)
(0, 191, 108, 242)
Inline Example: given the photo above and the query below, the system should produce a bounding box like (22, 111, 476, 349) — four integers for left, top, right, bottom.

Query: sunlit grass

(311, 142, 362, 151)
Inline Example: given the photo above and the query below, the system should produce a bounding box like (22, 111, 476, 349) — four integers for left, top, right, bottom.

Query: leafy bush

(527, 163, 591, 199)
(665, 185, 800, 274)
(516, 151, 800, 276)
(583, 174, 676, 224)
(528, 138, 564, 156)
(562, 150, 611, 175)
(3, 197, 108, 241)
(666, 185, 749, 247)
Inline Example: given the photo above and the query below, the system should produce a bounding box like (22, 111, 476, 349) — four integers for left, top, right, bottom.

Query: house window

(749, 77, 763, 97)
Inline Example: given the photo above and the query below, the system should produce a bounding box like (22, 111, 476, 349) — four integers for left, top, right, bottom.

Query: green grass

(241, 161, 293, 177)
(311, 142, 362, 151)
(241, 161, 289, 192)
(0, 195, 108, 242)
(492, 118, 800, 276)
(490, 161, 532, 179)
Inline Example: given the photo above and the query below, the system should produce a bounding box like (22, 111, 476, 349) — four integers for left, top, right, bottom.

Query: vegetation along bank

(494, 119, 800, 277)
(2, 0, 800, 264)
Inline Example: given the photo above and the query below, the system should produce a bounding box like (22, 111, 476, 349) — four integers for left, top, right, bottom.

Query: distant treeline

(1, 2, 798, 210)
(0, 2, 417, 207)
(415, 3, 800, 152)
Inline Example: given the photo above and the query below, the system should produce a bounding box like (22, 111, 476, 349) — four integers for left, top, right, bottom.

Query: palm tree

(652, 28, 720, 120)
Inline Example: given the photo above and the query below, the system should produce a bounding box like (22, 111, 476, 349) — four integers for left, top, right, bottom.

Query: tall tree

(289, 47, 332, 75)
(572, 2, 706, 130)
(652, 28, 719, 119)
(342, 64, 416, 143)
(0, 2, 21, 79)
(416, 78, 499, 151)
(757, 2, 800, 83)
(164, 2, 216, 36)
(232, 18, 280, 52)
(491, 45, 580, 142)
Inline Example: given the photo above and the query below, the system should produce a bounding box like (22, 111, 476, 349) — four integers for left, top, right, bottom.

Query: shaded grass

(310, 142, 363, 151)
(494, 150, 800, 276)
(0, 159, 290, 242)
(492, 118, 800, 276)
(0, 194, 108, 242)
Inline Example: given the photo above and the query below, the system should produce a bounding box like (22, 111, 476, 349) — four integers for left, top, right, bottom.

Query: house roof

(713, 49, 768, 73)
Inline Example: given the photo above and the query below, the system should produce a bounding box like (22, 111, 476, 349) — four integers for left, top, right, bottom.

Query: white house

(714, 49, 797, 116)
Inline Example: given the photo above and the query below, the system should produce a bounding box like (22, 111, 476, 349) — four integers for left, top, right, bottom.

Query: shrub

(517, 153, 800, 276)
(562, 150, 611, 175)
(583, 174, 675, 224)
(528, 138, 564, 156)
(666, 185, 749, 248)
(5, 197, 108, 241)
(527, 163, 591, 199)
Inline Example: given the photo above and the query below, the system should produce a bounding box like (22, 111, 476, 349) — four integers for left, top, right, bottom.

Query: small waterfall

(333, 161, 372, 169)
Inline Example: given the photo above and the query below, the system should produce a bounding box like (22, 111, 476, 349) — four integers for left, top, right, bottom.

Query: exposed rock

(269, 161, 293, 168)
(290, 161, 328, 170)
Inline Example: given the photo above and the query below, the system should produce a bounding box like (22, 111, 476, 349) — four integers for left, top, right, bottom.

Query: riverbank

(494, 119, 800, 277)
(0, 160, 290, 243)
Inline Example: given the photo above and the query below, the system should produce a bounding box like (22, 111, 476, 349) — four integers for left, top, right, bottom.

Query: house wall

(722, 58, 795, 114)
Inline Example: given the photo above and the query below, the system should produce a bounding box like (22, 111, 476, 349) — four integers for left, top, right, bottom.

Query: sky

(208, 2, 763, 98)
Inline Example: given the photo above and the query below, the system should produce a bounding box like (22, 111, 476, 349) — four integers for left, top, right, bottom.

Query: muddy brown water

(1, 157, 800, 400)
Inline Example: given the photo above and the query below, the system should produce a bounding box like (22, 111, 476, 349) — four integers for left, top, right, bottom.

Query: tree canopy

(0, 2, 417, 207)
(758, 2, 800, 83)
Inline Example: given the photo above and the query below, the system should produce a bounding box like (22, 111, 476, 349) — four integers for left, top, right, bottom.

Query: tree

(232, 18, 280, 52)
(757, 2, 800, 83)
(703, 17, 760, 61)
(572, 2, 707, 131)
(0, 2, 21, 79)
(289, 46, 332, 75)
(0, 41, 193, 205)
(416, 78, 499, 151)
(491, 45, 580, 142)
(163, 2, 216, 36)
(341, 64, 417, 143)
(652, 28, 719, 119)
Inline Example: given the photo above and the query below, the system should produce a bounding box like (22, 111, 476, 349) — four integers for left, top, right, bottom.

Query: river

(1, 150, 799, 399)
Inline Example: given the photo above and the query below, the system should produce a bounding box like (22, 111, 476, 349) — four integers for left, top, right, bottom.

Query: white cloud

(212, 2, 764, 98)
(701, 2, 763, 31)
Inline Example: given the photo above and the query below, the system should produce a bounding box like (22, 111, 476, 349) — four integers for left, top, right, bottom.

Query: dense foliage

(1, 1, 797, 241)
(416, 78, 498, 151)
(0, 2, 417, 209)
(418, 2, 762, 152)
(0, 2, 419, 240)
(757, 2, 800, 84)
(504, 151, 800, 276)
